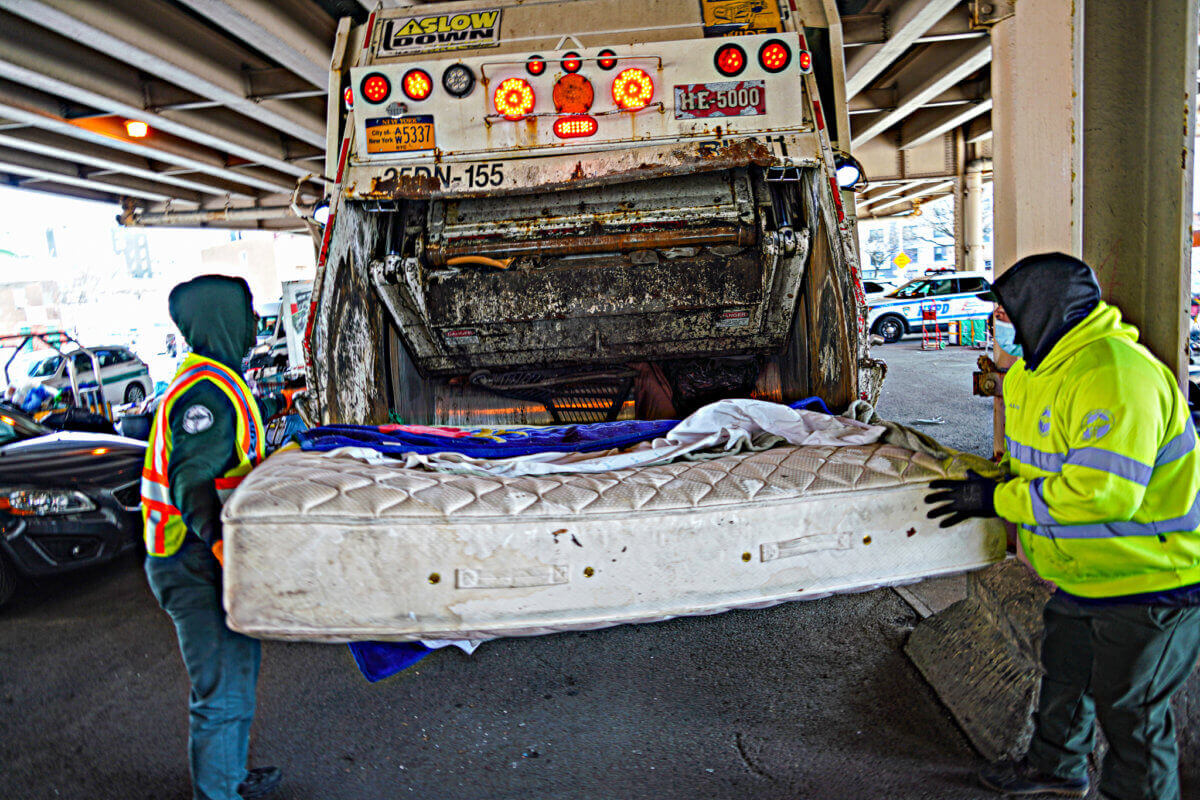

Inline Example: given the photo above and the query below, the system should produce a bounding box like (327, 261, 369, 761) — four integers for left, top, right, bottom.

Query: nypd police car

(866, 272, 992, 343)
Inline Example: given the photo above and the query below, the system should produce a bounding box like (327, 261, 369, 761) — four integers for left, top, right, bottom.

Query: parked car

(866, 272, 992, 343)
(20, 346, 152, 406)
(0, 404, 146, 607)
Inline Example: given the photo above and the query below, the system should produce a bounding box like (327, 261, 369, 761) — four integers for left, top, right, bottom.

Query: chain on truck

(307, 0, 876, 427)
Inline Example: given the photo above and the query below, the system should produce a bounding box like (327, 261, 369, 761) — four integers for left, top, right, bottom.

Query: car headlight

(1, 489, 97, 516)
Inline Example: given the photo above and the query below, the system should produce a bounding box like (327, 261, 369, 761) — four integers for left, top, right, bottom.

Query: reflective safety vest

(141, 354, 265, 557)
(994, 302, 1200, 598)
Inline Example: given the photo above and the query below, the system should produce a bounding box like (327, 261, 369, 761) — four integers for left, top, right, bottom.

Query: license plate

(674, 81, 766, 119)
(365, 116, 435, 153)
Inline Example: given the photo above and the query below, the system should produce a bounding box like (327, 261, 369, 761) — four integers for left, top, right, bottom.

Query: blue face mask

(995, 320, 1023, 358)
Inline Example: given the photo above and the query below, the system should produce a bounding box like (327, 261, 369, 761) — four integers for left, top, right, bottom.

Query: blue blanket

(298, 397, 832, 460)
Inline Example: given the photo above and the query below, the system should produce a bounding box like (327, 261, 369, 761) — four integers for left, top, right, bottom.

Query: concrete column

(963, 163, 985, 273)
(1079, 0, 1199, 383)
(990, 0, 1083, 268)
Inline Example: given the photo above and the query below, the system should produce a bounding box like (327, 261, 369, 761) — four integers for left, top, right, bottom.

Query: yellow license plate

(365, 116, 435, 153)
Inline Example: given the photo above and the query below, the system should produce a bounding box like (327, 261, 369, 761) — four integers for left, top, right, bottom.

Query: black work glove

(924, 470, 998, 528)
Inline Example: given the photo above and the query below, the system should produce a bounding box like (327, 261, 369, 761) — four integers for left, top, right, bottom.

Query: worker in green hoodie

(925, 253, 1200, 800)
(141, 275, 283, 800)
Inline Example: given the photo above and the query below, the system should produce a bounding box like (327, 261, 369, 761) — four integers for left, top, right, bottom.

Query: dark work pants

(146, 538, 262, 800)
(1026, 592, 1200, 800)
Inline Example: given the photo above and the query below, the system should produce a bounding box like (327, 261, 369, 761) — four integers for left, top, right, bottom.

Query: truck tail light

(494, 77, 535, 119)
(553, 74, 594, 113)
(553, 115, 598, 138)
(612, 68, 654, 111)
(798, 50, 813, 74)
(360, 73, 390, 104)
(758, 40, 791, 73)
(714, 44, 746, 77)
(526, 55, 546, 76)
(561, 52, 582, 73)
(403, 69, 432, 101)
(597, 49, 617, 70)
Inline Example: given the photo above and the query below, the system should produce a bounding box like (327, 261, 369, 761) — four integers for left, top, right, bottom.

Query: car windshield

(891, 279, 951, 299)
(27, 355, 62, 377)
(0, 407, 48, 446)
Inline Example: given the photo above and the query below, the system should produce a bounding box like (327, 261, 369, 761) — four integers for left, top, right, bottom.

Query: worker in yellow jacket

(926, 253, 1200, 800)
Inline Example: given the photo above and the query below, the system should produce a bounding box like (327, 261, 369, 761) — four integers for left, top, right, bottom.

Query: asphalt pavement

(2, 339, 1196, 800)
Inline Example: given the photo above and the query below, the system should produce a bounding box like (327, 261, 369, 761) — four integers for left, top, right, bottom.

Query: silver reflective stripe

(1006, 437, 1065, 472)
(140, 478, 172, 505)
(1155, 418, 1197, 466)
(1030, 477, 1056, 525)
(1064, 447, 1153, 486)
(1028, 488, 1200, 540)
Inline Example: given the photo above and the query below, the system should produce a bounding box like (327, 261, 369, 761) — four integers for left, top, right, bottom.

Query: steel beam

(0, 15, 313, 179)
(845, 0, 963, 99)
(0, 145, 203, 204)
(866, 179, 954, 213)
(0, 127, 253, 198)
(0, 81, 297, 194)
(0, 175, 118, 204)
(845, 5, 983, 47)
(174, 0, 334, 88)
(851, 38, 992, 149)
(0, 0, 326, 148)
(899, 98, 992, 149)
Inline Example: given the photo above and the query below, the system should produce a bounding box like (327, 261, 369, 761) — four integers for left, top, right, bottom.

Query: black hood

(991, 253, 1101, 370)
(168, 275, 257, 370)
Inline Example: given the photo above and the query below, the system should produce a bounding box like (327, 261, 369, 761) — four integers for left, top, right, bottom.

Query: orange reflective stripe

(213, 476, 244, 490)
(165, 372, 252, 453)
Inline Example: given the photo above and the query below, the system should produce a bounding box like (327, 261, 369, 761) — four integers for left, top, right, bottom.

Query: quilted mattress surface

(223, 443, 1006, 641)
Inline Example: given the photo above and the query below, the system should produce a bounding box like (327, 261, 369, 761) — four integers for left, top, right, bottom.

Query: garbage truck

(306, 0, 878, 426)
(214, 0, 1009, 645)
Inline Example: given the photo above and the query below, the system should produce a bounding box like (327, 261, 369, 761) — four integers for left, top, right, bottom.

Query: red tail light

(343, 87, 353, 108)
(714, 44, 746, 77)
(526, 55, 546, 76)
(360, 73, 390, 104)
(798, 50, 813, 74)
(494, 77, 536, 120)
(612, 68, 654, 111)
(758, 40, 791, 73)
(553, 74, 594, 113)
(553, 115, 598, 138)
(597, 49, 618, 70)
(402, 69, 432, 101)
(561, 52, 582, 73)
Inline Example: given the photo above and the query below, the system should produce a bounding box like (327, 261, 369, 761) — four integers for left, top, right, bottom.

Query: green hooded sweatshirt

(166, 275, 280, 546)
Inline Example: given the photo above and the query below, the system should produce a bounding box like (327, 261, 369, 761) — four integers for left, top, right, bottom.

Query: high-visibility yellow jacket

(993, 301, 1200, 597)
(140, 354, 265, 557)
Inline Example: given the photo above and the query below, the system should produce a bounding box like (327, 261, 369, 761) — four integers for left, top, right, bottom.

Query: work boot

(237, 766, 282, 799)
(978, 759, 1088, 797)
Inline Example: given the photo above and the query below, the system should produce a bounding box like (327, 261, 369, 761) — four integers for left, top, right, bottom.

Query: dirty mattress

(221, 442, 1006, 642)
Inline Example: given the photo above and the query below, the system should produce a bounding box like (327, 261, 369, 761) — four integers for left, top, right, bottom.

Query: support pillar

(906, 0, 1199, 764)
(963, 162, 985, 273)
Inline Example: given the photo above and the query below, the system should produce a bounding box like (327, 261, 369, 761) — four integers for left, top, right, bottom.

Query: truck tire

(763, 178, 860, 409)
(873, 314, 906, 344)
(308, 201, 393, 424)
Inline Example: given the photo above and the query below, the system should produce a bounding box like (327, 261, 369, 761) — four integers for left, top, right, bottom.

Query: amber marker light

(402, 69, 432, 101)
(553, 73, 594, 114)
(494, 77, 535, 120)
(124, 120, 149, 138)
(612, 68, 654, 111)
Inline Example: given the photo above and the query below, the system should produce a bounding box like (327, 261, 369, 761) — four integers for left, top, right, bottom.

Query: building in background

(857, 189, 994, 283)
